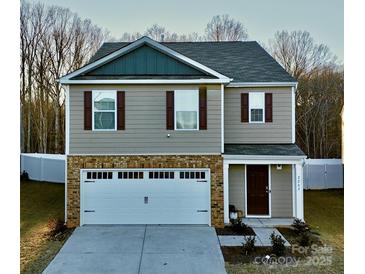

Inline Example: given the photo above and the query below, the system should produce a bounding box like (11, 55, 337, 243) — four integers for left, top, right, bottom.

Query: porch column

(295, 163, 304, 220)
(223, 162, 229, 224)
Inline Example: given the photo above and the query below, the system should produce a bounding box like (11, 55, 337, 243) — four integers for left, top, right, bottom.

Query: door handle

(265, 186, 271, 193)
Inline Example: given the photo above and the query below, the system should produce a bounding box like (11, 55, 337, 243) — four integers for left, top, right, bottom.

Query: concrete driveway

(43, 225, 226, 274)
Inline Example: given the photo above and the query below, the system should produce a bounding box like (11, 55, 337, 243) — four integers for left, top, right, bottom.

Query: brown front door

(246, 165, 269, 215)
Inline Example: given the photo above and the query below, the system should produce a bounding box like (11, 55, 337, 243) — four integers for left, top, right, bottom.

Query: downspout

(64, 84, 69, 224)
(221, 84, 224, 153)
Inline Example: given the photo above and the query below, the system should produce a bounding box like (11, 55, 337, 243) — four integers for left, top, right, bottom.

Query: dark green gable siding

(86, 45, 208, 76)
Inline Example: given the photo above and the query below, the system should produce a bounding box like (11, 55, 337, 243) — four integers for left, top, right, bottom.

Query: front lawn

(20, 181, 72, 274)
(225, 189, 344, 274)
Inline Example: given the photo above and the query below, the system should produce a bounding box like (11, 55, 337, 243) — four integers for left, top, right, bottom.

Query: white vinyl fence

(20, 153, 66, 183)
(304, 159, 344, 189)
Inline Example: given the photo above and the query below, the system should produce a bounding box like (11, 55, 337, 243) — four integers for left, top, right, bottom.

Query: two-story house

(59, 36, 306, 228)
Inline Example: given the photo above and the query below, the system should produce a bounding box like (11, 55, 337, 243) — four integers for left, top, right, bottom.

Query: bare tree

(144, 24, 180, 41)
(177, 32, 205, 42)
(145, 24, 168, 41)
(268, 30, 337, 79)
(20, 0, 108, 153)
(119, 32, 142, 42)
(205, 14, 248, 41)
(267, 30, 343, 158)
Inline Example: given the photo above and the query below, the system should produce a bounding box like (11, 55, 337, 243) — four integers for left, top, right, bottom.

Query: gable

(83, 45, 210, 77)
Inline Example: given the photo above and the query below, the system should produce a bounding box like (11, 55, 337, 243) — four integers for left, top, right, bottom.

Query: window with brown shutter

(84, 91, 92, 130)
(117, 91, 125, 130)
(199, 87, 207, 130)
(265, 93, 273, 122)
(241, 93, 249, 122)
(166, 91, 174, 130)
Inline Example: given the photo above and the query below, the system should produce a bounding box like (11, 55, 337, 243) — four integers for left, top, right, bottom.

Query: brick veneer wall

(66, 155, 224, 228)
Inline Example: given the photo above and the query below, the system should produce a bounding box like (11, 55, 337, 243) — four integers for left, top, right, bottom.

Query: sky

(40, 0, 344, 62)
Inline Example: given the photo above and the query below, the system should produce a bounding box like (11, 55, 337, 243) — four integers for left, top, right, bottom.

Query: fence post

(40, 155, 44, 182)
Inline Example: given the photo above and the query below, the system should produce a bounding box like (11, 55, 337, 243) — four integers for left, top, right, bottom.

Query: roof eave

(223, 154, 307, 161)
(59, 78, 232, 85)
(227, 81, 298, 88)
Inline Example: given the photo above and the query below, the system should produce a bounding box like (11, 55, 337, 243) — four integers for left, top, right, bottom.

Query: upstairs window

(174, 90, 199, 130)
(249, 93, 265, 123)
(93, 91, 116, 130)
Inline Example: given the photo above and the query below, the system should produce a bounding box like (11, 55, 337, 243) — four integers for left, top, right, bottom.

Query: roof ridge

(102, 40, 258, 44)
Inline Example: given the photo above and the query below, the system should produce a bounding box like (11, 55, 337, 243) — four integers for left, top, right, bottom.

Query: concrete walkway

(218, 227, 290, 247)
(242, 218, 294, 227)
(43, 225, 226, 274)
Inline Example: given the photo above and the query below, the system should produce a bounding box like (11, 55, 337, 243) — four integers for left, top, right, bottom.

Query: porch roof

(224, 144, 306, 157)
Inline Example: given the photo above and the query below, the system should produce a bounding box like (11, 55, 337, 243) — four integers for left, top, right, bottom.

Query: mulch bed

(216, 226, 255, 236)
(222, 246, 298, 265)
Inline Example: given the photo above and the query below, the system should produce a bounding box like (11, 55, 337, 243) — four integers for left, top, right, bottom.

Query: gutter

(227, 82, 298, 88)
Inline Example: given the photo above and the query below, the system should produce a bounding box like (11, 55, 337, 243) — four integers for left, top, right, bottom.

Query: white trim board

(227, 82, 298, 88)
(59, 36, 230, 83)
(224, 159, 304, 165)
(223, 154, 306, 161)
(68, 153, 222, 156)
(59, 79, 231, 84)
(291, 86, 296, 143)
(220, 84, 224, 153)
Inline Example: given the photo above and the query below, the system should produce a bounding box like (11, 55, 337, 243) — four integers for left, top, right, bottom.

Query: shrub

(231, 218, 251, 234)
(47, 218, 67, 237)
(299, 231, 312, 246)
(20, 170, 29, 181)
(292, 218, 310, 234)
(270, 232, 286, 256)
(242, 236, 256, 255)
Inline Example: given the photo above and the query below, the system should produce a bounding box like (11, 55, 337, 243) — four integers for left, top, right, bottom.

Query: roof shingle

(88, 41, 295, 83)
(224, 144, 306, 156)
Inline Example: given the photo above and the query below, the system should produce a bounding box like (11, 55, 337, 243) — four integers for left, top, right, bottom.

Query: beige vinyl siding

(224, 87, 292, 143)
(271, 164, 293, 217)
(69, 84, 221, 154)
(228, 164, 293, 217)
(228, 165, 245, 212)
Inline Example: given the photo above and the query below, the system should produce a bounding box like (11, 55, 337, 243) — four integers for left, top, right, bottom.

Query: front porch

(223, 144, 306, 225)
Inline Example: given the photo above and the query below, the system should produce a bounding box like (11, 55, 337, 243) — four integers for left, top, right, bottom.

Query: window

(118, 171, 144, 179)
(92, 91, 116, 130)
(149, 171, 175, 179)
(86, 171, 113, 180)
(249, 93, 265, 123)
(174, 90, 199, 130)
(179, 171, 206, 180)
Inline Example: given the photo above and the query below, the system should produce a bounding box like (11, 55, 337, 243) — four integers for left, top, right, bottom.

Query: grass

(20, 180, 72, 274)
(225, 189, 344, 274)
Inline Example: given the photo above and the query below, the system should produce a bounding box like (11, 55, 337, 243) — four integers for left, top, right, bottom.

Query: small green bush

(270, 232, 286, 256)
(242, 236, 256, 255)
(299, 231, 312, 246)
(231, 218, 251, 234)
(292, 218, 310, 234)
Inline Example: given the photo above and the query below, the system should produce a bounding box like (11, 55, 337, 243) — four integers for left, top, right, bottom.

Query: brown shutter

(241, 93, 249, 122)
(166, 91, 174, 130)
(84, 91, 92, 130)
(265, 93, 273, 122)
(117, 91, 125, 130)
(199, 86, 207, 130)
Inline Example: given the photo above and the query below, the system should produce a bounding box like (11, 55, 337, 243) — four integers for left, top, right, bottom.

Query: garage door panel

(81, 169, 210, 225)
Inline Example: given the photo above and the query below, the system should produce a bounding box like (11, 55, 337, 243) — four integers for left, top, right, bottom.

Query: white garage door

(80, 169, 210, 225)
